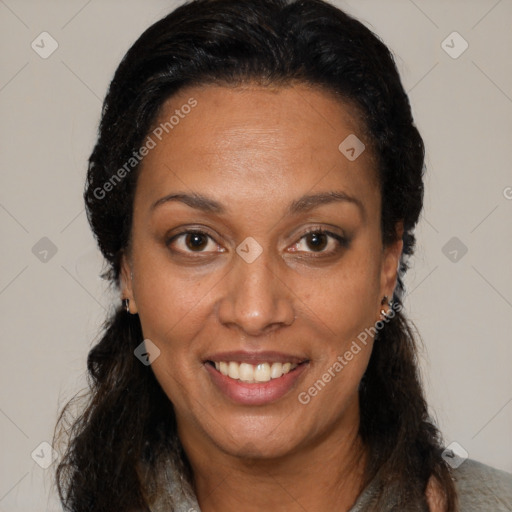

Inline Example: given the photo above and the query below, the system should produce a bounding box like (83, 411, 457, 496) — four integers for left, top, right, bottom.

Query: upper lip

(204, 351, 308, 365)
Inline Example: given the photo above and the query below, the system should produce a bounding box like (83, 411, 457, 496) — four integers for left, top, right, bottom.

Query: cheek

(133, 254, 213, 335)
(132, 269, 218, 402)
(135, 271, 214, 407)
(297, 253, 382, 340)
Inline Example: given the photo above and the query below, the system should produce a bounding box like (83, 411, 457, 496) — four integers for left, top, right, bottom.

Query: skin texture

(121, 84, 404, 511)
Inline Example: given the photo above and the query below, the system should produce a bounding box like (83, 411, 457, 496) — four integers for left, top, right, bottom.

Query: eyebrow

(151, 190, 365, 218)
(289, 191, 365, 218)
(151, 193, 224, 213)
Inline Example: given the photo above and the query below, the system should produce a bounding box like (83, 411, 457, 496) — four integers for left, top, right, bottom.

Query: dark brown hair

(55, 0, 457, 510)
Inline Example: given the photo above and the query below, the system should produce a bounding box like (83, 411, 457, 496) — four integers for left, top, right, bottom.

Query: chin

(208, 415, 306, 460)
(221, 436, 297, 461)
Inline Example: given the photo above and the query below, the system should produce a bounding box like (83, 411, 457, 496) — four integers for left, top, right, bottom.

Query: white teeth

(270, 362, 283, 379)
(211, 360, 298, 383)
(219, 361, 229, 376)
(239, 363, 254, 382)
(254, 363, 270, 382)
(228, 361, 239, 379)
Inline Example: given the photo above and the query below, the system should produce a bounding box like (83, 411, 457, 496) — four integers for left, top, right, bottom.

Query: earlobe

(120, 253, 138, 314)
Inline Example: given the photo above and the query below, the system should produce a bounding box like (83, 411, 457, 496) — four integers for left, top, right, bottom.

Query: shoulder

(453, 459, 512, 512)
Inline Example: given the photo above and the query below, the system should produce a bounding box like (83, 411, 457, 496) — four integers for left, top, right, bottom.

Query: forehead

(136, 83, 379, 214)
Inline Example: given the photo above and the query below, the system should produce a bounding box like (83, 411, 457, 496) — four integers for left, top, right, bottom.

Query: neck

(181, 418, 367, 512)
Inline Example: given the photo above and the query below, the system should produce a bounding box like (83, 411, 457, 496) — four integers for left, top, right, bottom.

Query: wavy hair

(55, 0, 457, 510)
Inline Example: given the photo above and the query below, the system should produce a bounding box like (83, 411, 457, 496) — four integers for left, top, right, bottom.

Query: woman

(54, 0, 512, 510)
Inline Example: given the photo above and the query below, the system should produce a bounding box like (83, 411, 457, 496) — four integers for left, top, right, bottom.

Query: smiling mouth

(206, 360, 306, 384)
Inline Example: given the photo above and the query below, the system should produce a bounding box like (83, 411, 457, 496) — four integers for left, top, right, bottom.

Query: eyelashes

(289, 228, 350, 255)
(167, 229, 225, 254)
(166, 227, 350, 258)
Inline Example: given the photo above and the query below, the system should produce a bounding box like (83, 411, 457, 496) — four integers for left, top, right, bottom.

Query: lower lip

(205, 362, 308, 405)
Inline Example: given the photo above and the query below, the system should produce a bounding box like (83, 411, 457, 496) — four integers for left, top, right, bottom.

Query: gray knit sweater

(160, 459, 512, 511)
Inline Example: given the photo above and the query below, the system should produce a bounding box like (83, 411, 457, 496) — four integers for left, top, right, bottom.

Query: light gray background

(1, 0, 511, 510)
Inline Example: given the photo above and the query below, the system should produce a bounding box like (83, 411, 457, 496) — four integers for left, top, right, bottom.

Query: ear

(379, 221, 404, 302)
(120, 252, 138, 314)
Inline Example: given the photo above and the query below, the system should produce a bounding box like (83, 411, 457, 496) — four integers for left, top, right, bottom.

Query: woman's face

(122, 84, 402, 460)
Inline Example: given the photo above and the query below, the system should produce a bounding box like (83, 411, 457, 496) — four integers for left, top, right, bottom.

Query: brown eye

(185, 233, 209, 251)
(288, 228, 349, 257)
(305, 232, 328, 252)
(167, 229, 226, 256)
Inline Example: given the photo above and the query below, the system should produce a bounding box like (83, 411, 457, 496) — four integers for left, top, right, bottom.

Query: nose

(216, 248, 295, 337)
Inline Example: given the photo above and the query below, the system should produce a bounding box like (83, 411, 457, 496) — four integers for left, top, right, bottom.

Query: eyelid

(288, 226, 350, 255)
(166, 228, 225, 253)
(166, 225, 217, 242)
(165, 225, 350, 256)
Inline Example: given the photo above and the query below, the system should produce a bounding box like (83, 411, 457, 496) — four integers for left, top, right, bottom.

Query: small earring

(380, 295, 393, 318)
(123, 298, 130, 314)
